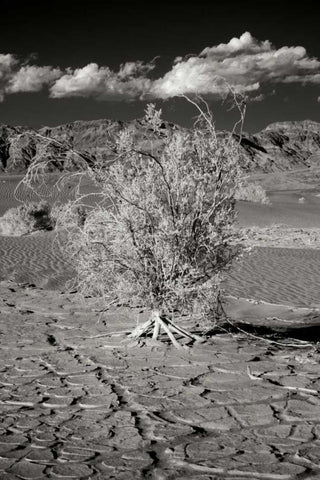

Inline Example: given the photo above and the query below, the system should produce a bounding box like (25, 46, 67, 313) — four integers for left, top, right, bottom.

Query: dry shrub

(235, 181, 270, 204)
(23, 98, 246, 346)
(52, 100, 244, 345)
(0, 201, 54, 236)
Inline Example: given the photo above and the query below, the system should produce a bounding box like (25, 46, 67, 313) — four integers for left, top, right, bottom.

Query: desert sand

(1, 173, 320, 479)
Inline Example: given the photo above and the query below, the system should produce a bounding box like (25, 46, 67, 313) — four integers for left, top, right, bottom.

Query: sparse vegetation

(235, 181, 270, 204)
(237, 224, 320, 249)
(0, 201, 55, 236)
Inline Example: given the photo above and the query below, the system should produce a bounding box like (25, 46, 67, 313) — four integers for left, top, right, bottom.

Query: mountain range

(0, 118, 320, 174)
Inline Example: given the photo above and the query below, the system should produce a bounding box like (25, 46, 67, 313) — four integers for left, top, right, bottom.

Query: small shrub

(235, 182, 270, 204)
(0, 201, 54, 236)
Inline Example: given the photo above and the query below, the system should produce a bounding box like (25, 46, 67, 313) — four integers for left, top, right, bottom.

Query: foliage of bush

(235, 181, 270, 204)
(20, 97, 246, 345)
(50, 101, 244, 344)
(0, 201, 54, 236)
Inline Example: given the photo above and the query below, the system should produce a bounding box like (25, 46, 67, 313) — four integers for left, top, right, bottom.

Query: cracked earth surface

(1, 281, 320, 479)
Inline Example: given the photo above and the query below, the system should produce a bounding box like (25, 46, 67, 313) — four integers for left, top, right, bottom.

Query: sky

(0, 0, 319, 132)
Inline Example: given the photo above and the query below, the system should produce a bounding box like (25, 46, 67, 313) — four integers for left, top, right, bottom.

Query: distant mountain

(0, 119, 174, 173)
(237, 120, 320, 172)
(0, 118, 320, 174)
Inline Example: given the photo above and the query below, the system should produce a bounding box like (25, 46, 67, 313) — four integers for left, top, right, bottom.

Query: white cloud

(0, 54, 61, 100)
(0, 33, 319, 102)
(0, 53, 17, 74)
(199, 31, 272, 57)
(283, 73, 320, 84)
(7, 65, 62, 93)
(0, 53, 18, 100)
(150, 32, 320, 99)
(50, 61, 154, 100)
(250, 93, 265, 102)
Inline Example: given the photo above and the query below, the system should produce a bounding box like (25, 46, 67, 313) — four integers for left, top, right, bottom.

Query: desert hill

(236, 120, 320, 172)
(0, 118, 175, 173)
(0, 118, 319, 173)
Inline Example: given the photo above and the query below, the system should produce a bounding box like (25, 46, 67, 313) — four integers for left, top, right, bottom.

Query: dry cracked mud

(1, 281, 320, 480)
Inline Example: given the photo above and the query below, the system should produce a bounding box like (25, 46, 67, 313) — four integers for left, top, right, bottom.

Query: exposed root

(129, 310, 202, 348)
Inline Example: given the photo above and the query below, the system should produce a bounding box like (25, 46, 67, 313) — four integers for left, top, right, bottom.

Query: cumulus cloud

(0, 53, 17, 73)
(200, 31, 272, 57)
(250, 93, 265, 103)
(282, 73, 320, 84)
(50, 61, 154, 100)
(0, 54, 61, 100)
(0, 53, 18, 100)
(7, 65, 62, 93)
(0, 33, 319, 102)
(150, 32, 320, 99)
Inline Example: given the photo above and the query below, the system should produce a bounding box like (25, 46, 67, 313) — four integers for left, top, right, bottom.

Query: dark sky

(0, 0, 319, 132)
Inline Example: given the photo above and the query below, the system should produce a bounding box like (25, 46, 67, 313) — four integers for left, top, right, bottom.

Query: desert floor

(1, 173, 320, 479)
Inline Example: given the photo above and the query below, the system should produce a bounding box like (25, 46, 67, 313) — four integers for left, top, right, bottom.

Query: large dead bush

(24, 99, 245, 346)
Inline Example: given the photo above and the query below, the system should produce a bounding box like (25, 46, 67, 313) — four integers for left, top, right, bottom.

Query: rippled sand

(0, 231, 75, 290)
(0, 174, 101, 216)
(225, 247, 320, 307)
(1, 230, 319, 311)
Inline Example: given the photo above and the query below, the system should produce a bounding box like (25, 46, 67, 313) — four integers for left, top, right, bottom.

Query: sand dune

(0, 229, 319, 311)
(0, 175, 69, 216)
(0, 177, 29, 215)
(0, 231, 75, 290)
(0, 174, 102, 216)
(225, 247, 320, 307)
